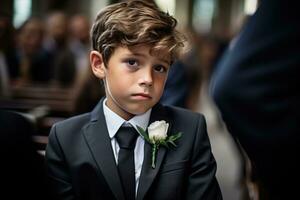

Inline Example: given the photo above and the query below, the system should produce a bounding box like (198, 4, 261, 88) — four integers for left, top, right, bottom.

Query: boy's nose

(139, 69, 153, 87)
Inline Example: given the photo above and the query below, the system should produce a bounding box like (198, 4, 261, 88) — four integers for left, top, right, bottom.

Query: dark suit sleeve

(184, 115, 222, 200)
(210, 0, 300, 198)
(210, 0, 300, 146)
(160, 60, 188, 108)
(46, 125, 76, 200)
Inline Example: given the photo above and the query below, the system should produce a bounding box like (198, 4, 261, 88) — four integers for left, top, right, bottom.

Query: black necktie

(115, 126, 138, 200)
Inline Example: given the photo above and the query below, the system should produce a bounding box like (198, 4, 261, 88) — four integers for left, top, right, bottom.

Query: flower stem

(152, 144, 158, 169)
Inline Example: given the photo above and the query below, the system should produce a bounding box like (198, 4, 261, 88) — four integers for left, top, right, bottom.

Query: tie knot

(116, 126, 138, 149)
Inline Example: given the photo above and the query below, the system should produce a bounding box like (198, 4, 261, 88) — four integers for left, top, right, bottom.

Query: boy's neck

(104, 98, 135, 121)
(102, 99, 152, 132)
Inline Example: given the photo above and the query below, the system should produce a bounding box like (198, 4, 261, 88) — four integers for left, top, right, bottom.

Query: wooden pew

(0, 84, 78, 115)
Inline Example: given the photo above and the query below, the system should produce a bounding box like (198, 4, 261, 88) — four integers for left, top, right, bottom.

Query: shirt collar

(103, 98, 151, 139)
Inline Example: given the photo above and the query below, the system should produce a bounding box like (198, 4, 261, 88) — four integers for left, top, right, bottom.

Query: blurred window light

(193, 0, 216, 33)
(155, 0, 176, 16)
(244, 0, 258, 15)
(13, 0, 32, 28)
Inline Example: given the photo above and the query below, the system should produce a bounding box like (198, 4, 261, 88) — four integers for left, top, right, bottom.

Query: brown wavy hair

(91, 0, 185, 65)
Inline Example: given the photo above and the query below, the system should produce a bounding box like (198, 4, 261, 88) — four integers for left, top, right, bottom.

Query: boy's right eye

(125, 59, 139, 69)
(127, 59, 137, 66)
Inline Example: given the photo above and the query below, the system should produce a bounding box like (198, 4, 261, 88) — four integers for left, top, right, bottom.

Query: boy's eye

(126, 59, 138, 66)
(154, 65, 167, 73)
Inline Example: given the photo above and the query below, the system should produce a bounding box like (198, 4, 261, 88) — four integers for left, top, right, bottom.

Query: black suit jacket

(210, 0, 300, 199)
(45, 100, 222, 200)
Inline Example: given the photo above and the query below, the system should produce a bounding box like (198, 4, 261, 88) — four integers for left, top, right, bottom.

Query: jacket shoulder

(50, 113, 91, 136)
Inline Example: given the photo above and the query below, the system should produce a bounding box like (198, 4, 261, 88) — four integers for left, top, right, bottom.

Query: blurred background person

(210, 0, 300, 199)
(69, 14, 90, 75)
(11, 17, 52, 85)
(159, 59, 189, 108)
(44, 11, 76, 87)
(68, 14, 106, 114)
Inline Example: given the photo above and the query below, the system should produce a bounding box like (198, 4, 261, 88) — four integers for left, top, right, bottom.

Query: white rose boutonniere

(137, 120, 182, 169)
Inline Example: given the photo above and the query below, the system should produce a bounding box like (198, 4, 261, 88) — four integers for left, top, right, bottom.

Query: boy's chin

(126, 106, 152, 116)
(128, 109, 149, 116)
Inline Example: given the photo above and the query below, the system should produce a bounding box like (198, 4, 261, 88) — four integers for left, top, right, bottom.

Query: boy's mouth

(131, 93, 152, 100)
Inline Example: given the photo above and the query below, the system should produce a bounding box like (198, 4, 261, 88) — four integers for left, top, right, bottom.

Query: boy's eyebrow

(127, 52, 171, 65)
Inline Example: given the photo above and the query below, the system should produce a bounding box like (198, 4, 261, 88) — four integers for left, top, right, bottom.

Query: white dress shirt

(102, 99, 151, 194)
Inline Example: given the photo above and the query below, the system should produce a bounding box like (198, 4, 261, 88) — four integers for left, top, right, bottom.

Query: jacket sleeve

(184, 115, 223, 200)
(45, 125, 76, 200)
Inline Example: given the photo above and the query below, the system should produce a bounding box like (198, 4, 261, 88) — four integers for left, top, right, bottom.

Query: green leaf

(165, 132, 182, 148)
(160, 140, 169, 148)
(164, 142, 170, 148)
(168, 140, 177, 147)
(136, 125, 150, 142)
(168, 135, 175, 141)
(171, 132, 182, 141)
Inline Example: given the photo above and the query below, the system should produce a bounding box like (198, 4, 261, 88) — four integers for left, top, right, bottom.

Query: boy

(46, 1, 222, 200)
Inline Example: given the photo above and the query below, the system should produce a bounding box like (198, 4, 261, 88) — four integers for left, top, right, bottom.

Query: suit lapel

(137, 104, 171, 200)
(83, 100, 125, 200)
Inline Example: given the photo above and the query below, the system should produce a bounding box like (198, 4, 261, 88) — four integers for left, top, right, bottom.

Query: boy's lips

(131, 93, 152, 99)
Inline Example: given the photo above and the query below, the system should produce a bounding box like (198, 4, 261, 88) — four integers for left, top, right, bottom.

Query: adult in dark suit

(46, 99, 222, 200)
(160, 60, 189, 108)
(210, 0, 300, 199)
(0, 110, 50, 200)
(9, 17, 53, 84)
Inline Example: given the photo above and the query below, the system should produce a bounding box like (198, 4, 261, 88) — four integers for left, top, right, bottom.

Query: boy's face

(91, 45, 171, 120)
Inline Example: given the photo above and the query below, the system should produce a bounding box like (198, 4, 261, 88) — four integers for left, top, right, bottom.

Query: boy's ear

(90, 50, 106, 79)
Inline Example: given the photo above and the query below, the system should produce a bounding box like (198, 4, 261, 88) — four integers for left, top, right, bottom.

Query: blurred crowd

(0, 11, 105, 114)
(0, 10, 232, 115)
(1, 12, 87, 86)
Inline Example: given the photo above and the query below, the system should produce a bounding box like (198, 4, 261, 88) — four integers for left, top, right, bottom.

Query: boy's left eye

(154, 65, 167, 73)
